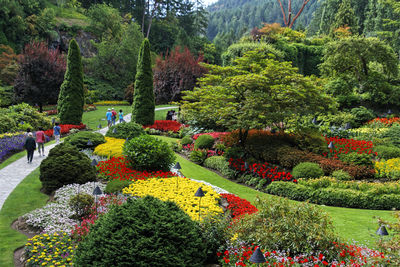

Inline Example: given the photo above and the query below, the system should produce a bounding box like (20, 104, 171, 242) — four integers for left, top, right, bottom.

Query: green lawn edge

(0, 168, 48, 266)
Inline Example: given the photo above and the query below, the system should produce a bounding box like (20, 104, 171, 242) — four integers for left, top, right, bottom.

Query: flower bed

(92, 100, 130, 106)
(143, 120, 184, 133)
(323, 136, 376, 159)
(93, 137, 125, 158)
(217, 243, 390, 266)
(0, 132, 25, 162)
(375, 158, 400, 179)
(193, 132, 229, 140)
(43, 123, 86, 137)
(122, 177, 224, 221)
(229, 158, 295, 183)
(97, 156, 176, 181)
(220, 193, 258, 219)
(368, 117, 400, 126)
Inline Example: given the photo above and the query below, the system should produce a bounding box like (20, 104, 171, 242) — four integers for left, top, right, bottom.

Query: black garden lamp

(345, 122, 351, 130)
(376, 225, 389, 236)
(87, 139, 93, 146)
(93, 185, 103, 213)
(51, 118, 56, 125)
(112, 127, 117, 134)
(249, 247, 266, 266)
(195, 187, 205, 221)
(20, 121, 24, 125)
(388, 109, 392, 116)
(125, 138, 129, 143)
(97, 123, 102, 129)
(244, 161, 249, 172)
(312, 117, 318, 125)
(328, 141, 335, 150)
(173, 162, 182, 188)
(91, 159, 98, 167)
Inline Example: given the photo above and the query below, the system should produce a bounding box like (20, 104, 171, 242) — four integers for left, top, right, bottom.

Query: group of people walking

(106, 108, 124, 128)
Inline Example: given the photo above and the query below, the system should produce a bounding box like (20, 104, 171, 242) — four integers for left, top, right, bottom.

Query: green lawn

(155, 135, 394, 248)
(0, 169, 48, 266)
(155, 106, 178, 121)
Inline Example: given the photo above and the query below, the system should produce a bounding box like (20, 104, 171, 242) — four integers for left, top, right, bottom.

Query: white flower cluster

(23, 182, 106, 234)
(190, 178, 229, 194)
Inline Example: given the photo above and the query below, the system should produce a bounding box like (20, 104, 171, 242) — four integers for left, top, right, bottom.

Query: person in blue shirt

(106, 108, 112, 128)
(53, 122, 61, 144)
(119, 109, 124, 123)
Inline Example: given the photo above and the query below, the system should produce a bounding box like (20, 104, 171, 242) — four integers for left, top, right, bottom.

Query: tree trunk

(277, 0, 311, 28)
(39, 103, 43, 113)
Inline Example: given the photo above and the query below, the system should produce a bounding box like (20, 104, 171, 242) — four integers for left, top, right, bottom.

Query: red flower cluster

(229, 158, 295, 184)
(97, 156, 176, 181)
(367, 117, 400, 126)
(323, 136, 377, 159)
(44, 109, 57, 115)
(220, 193, 258, 219)
(143, 120, 184, 133)
(192, 132, 229, 140)
(43, 123, 86, 137)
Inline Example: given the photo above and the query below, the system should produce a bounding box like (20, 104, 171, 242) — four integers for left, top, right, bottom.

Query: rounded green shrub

(332, 170, 352, 181)
(223, 146, 244, 160)
(74, 196, 206, 266)
(194, 134, 214, 149)
(39, 143, 96, 194)
(375, 145, 400, 160)
(106, 121, 146, 140)
(189, 150, 207, 165)
(350, 106, 375, 127)
(181, 135, 193, 146)
(123, 135, 176, 171)
(69, 193, 94, 220)
(104, 179, 131, 194)
(64, 131, 105, 150)
(339, 152, 373, 167)
(231, 197, 339, 259)
(292, 162, 324, 179)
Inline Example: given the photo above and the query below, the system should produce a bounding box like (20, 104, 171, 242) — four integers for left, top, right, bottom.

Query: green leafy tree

(181, 50, 334, 146)
(131, 38, 154, 125)
(58, 39, 84, 125)
(331, 0, 358, 34)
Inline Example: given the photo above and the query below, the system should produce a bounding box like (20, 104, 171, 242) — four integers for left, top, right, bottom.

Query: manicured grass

(154, 135, 394, 248)
(82, 105, 129, 130)
(0, 168, 48, 266)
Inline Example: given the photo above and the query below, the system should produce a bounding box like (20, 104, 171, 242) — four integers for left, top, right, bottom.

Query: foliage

(375, 158, 400, 179)
(68, 193, 94, 220)
(331, 0, 358, 34)
(194, 134, 215, 149)
(292, 162, 324, 179)
(14, 42, 66, 112)
(39, 143, 96, 193)
(374, 145, 400, 160)
(93, 137, 125, 158)
(332, 170, 352, 181)
(204, 156, 234, 177)
(64, 131, 105, 150)
(382, 124, 400, 148)
(74, 196, 207, 266)
(0, 44, 19, 85)
(339, 152, 373, 167)
(58, 39, 84, 125)
(154, 46, 207, 104)
(181, 50, 334, 142)
(132, 38, 154, 125)
(189, 149, 208, 165)
(231, 197, 340, 258)
(105, 121, 145, 140)
(181, 135, 192, 146)
(104, 179, 131, 194)
(86, 3, 122, 40)
(350, 106, 376, 127)
(123, 135, 175, 171)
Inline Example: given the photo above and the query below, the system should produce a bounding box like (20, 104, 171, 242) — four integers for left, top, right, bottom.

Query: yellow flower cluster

(93, 137, 125, 158)
(375, 158, 400, 179)
(122, 177, 223, 221)
(92, 100, 130, 106)
(349, 127, 389, 139)
(0, 131, 25, 138)
(25, 232, 76, 266)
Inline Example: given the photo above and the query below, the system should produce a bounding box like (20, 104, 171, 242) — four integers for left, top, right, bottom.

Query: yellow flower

(93, 137, 125, 158)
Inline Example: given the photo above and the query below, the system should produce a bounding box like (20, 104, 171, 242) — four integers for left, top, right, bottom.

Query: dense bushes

(123, 135, 176, 171)
(39, 143, 96, 193)
(266, 177, 400, 210)
(194, 134, 215, 149)
(204, 156, 234, 177)
(382, 124, 400, 148)
(338, 152, 373, 167)
(374, 145, 400, 160)
(104, 179, 131, 194)
(189, 150, 208, 165)
(181, 135, 193, 146)
(64, 131, 105, 150)
(292, 162, 324, 179)
(74, 196, 206, 266)
(105, 122, 145, 140)
(231, 197, 339, 258)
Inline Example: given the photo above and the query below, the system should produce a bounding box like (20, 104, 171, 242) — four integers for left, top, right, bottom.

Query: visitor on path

(111, 108, 117, 125)
(172, 110, 177, 121)
(54, 122, 61, 144)
(24, 132, 36, 163)
(119, 109, 124, 123)
(106, 108, 112, 128)
(24, 128, 31, 140)
(35, 127, 45, 156)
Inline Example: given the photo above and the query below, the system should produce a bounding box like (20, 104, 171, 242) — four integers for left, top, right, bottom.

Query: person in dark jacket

(24, 132, 36, 163)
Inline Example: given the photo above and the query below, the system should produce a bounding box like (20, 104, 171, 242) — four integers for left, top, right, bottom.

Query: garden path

(0, 106, 177, 211)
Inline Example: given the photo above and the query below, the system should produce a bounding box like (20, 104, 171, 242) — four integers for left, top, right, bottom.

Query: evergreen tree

(58, 39, 84, 125)
(331, 0, 358, 34)
(132, 38, 154, 125)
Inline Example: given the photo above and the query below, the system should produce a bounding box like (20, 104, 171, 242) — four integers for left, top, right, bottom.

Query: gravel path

(0, 106, 177, 211)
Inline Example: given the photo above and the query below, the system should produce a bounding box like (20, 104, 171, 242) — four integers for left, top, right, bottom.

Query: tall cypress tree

(58, 39, 84, 125)
(132, 38, 155, 125)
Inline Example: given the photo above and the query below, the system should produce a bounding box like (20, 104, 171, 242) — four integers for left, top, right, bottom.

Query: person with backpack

(36, 127, 46, 156)
(24, 132, 36, 163)
(111, 108, 117, 126)
(106, 108, 112, 128)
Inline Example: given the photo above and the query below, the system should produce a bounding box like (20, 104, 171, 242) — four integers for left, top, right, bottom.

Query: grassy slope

(155, 135, 394, 247)
(0, 169, 48, 266)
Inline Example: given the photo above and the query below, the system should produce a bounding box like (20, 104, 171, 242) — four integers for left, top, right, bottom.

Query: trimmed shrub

(204, 156, 235, 177)
(104, 179, 131, 194)
(292, 162, 324, 179)
(375, 145, 400, 160)
(105, 122, 146, 140)
(181, 135, 192, 146)
(276, 146, 313, 169)
(64, 131, 105, 150)
(69, 193, 94, 220)
(74, 196, 206, 266)
(294, 130, 328, 155)
(383, 124, 400, 148)
(194, 134, 215, 149)
(223, 146, 245, 160)
(39, 143, 96, 194)
(339, 152, 373, 167)
(332, 170, 352, 180)
(189, 150, 207, 165)
(123, 135, 176, 171)
(350, 106, 375, 127)
(58, 39, 84, 125)
(231, 197, 339, 259)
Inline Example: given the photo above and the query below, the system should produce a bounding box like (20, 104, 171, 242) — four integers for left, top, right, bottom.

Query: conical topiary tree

(58, 39, 84, 125)
(132, 38, 155, 125)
